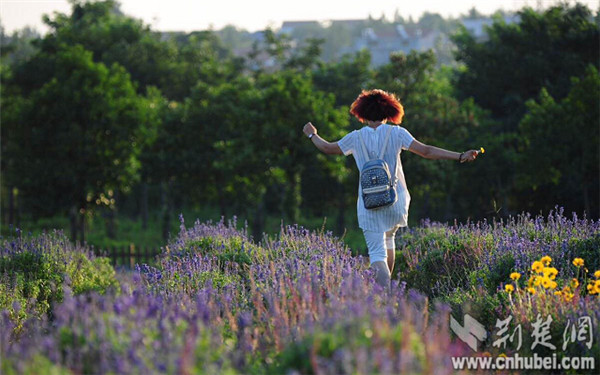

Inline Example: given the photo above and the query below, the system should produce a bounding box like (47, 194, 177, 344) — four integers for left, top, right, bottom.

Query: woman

(302, 89, 480, 289)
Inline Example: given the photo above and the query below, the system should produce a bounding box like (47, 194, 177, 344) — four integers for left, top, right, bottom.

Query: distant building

(328, 19, 367, 28)
(353, 25, 446, 67)
(461, 15, 520, 40)
(256, 15, 522, 68)
(279, 21, 321, 35)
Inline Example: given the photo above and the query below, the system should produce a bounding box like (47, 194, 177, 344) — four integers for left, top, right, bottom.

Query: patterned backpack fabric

(358, 127, 397, 210)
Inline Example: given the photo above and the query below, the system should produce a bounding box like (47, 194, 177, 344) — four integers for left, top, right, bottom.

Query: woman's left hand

(460, 150, 480, 163)
(303, 122, 317, 138)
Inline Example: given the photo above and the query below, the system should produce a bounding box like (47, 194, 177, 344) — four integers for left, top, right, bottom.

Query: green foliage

(442, 285, 504, 329)
(451, 3, 599, 219)
(273, 320, 426, 374)
(66, 254, 117, 295)
(453, 3, 599, 126)
(517, 65, 600, 216)
(396, 227, 487, 294)
(4, 43, 157, 225)
(0, 232, 119, 331)
(183, 236, 267, 267)
(0, 354, 71, 375)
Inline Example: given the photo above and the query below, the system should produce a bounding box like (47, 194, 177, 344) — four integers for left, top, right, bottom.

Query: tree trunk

(284, 171, 301, 223)
(78, 207, 85, 244)
(582, 181, 590, 217)
(106, 209, 116, 239)
(335, 182, 346, 236)
(161, 181, 171, 242)
(214, 173, 227, 218)
(252, 194, 266, 243)
(141, 182, 149, 230)
(70, 205, 79, 242)
(8, 186, 15, 226)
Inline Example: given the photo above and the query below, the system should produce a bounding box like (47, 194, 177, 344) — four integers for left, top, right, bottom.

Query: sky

(1, 0, 599, 35)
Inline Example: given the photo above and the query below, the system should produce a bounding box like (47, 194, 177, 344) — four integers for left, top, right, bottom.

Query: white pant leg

(364, 226, 400, 265)
(384, 225, 400, 252)
(363, 230, 387, 264)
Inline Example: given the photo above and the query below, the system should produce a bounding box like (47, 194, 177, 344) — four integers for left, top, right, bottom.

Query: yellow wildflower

(587, 284, 596, 294)
(527, 287, 536, 295)
(554, 291, 562, 296)
(543, 267, 558, 280)
(594, 270, 600, 279)
(571, 278, 579, 288)
(595, 280, 600, 294)
(564, 293, 574, 302)
(528, 276, 542, 287)
(510, 272, 521, 281)
(549, 280, 558, 289)
(541, 277, 552, 289)
(532, 261, 544, 273)
(573, 258, 584, 267)
(540, 256, 552, 266)
(505, 284, 514, 293)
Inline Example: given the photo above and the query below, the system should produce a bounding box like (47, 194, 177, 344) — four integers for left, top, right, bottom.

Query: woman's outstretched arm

(303, 122, 343, 155)
(408, 139, 480, 163)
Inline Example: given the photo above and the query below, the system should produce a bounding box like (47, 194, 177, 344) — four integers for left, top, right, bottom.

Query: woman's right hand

(460, 149, 480, 163)
(303, 122, 317, 138)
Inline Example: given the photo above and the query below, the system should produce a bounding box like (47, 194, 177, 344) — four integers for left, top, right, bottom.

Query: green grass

(1, 206, 369, 256)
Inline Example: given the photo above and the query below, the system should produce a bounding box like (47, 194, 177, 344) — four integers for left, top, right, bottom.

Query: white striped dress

(337, 124, 415, 232)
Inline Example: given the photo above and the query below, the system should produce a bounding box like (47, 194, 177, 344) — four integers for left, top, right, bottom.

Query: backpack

(358, 126, 397, 210)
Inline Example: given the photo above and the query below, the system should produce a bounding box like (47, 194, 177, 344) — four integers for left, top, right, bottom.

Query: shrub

(0, 230, 118, 331)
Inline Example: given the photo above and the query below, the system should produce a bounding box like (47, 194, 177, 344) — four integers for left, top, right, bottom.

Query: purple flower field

(1, 210, 599, 374)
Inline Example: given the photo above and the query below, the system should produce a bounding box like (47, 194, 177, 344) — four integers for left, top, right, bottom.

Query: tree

(451, 3, 599, 217)
(517, 65, 599, 217)
(37, 0, 233, 101)
(4, 45, 157, 241)
(452, 3, 599, 129)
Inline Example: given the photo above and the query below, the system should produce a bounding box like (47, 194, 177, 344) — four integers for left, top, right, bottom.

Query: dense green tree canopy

(452, 4, 599, 128)
(3, 45, 158, 240)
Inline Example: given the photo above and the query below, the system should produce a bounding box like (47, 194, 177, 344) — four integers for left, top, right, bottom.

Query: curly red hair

(349, 89, 404, 124)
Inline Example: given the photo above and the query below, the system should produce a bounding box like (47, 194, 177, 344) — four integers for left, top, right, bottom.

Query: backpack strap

(358, 125, 394, 161)
(357, 131, 371, 161)
(378, 126, 393, 159)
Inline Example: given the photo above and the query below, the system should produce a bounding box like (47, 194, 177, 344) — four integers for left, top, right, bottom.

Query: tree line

(1, 0, 598, 242)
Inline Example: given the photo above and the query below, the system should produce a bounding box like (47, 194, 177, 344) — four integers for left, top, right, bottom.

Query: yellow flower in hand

(532, 261, 544, 273)
(510, 272, 521, 281)
(573, 258, 584, 267)
(479, 147, 485, 154)
(505, 284, 514, 293)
